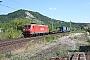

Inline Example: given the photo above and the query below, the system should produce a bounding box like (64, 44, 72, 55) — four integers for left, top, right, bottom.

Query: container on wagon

(60, 26, 67, 32)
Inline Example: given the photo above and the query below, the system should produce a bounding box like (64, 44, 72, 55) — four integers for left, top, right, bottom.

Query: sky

(0, 0, 90, 23)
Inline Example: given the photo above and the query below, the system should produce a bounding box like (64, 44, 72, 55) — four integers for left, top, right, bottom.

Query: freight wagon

(22, 24, 49, 37)
(66, 27, 70, 32)
(59, 26, 67, 32)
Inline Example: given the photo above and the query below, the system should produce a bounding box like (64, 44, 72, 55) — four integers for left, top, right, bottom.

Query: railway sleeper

(72, 52, 86, 60)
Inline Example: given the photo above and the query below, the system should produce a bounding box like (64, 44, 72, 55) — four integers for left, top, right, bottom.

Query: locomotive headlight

(23, 29, 25, 31)
(28, 29, 30, 31)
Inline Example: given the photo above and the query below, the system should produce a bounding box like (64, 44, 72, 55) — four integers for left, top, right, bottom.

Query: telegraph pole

(70, 20, 72, 30)
(0, 0, 2, 2)
(52, 20, 53, 32)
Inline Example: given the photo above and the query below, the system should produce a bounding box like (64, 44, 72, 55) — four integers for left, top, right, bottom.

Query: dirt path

(58, 33, 88, 50)
(9, 33, 89, 60)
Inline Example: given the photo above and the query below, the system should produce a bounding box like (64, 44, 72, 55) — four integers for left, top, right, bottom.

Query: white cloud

(49, 8, 57, 10)
(53, 8, 57, 10)
(49, 8, 53, 10)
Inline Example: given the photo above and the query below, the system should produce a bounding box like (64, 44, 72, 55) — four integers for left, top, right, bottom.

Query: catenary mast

(70, 20, 72, 30)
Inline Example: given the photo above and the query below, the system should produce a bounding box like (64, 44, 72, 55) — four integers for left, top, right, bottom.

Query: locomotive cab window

(24, 25, 31, 28)
(33, 26, 34, 28)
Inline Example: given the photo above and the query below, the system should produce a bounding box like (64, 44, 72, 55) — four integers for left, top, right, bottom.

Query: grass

(70, 30, 84, 33)
(0, 53, 5, 60)
(0, 30, 23, 40)
(29, 44, 71, 60)
(0, 52, 14, 60)
(9, 32, 90, 60)
(87, 37, 90, 43)
(45, 35, 54, 42)
(0, 32, 9, 40)
(24, 40, 36, 52)
(45, 34, 68, 42)
(21, 33, 70, 53)
(70, 32, 89, 41)
(0, 32, 72, 60)
(17, 33, 70, 60)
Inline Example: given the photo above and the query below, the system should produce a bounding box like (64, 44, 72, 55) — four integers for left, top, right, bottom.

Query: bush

(5, 53, 12, 58)
(8, 28, 15, 39)
(0, 53, 5, 59)
(0, 18, 30, 40)
(87, 37, 90, 43)
(56, 51, 60, 56)
(8, 28, 22, 39)
(85, 28, 90, 32)
(45, 35, 54, 42)
(0, 32, 9, 40)
(71, 28, 76, 31)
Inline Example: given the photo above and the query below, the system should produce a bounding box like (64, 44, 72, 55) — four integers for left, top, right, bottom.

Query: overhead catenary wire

(0, 0, 31, 14)
(0, 4, 17, 10)
(0, 0, 31, 11)
(10, 0, 30, 9)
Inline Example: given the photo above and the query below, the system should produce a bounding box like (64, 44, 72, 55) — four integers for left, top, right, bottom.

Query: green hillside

(0, 9, 90, 40)
(0, 9, 89, 28)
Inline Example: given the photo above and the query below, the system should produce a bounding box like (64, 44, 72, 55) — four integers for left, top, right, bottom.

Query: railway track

(0, 32, 67, 53)
(71, 52, 86, 60)
(50, 52, 90, 60)
(1, 32, 90, 60)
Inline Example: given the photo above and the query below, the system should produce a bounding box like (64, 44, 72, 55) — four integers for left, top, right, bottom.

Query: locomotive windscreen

(24, 25, 31, 28)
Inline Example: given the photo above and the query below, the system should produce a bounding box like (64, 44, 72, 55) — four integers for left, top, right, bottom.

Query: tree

(11, 18, 30, 30)
(48, 24, 52, 32)
(1, 22, 11, 32)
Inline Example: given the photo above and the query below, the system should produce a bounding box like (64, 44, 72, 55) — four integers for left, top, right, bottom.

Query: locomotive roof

(24, 24, 48, 26)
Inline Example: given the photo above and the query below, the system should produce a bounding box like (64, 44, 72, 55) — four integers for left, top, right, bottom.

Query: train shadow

(67, 45, 90, 54)
(67, 50, 79, 52)
(67, 46, 90, 60)
(79, 45, 90, 54)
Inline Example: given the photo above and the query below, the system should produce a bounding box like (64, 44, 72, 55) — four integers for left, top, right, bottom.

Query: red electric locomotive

(22, 24, 49, 37)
